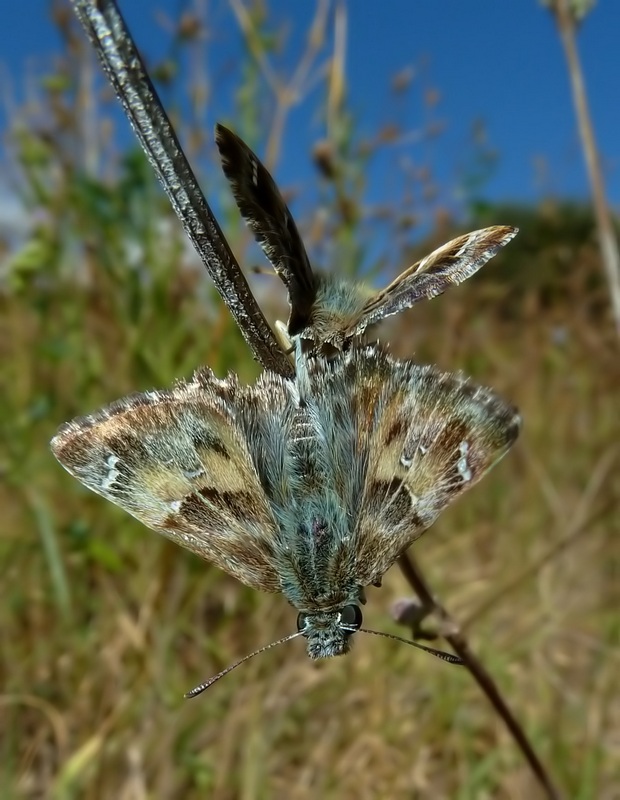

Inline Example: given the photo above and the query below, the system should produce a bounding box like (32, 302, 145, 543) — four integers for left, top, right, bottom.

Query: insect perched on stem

(52, 345, 520, 695)
(60, 1, 522, 700)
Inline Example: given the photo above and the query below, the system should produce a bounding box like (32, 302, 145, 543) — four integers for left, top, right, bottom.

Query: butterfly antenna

(185, 631, 304, 699)
(360, 628, 463, 665)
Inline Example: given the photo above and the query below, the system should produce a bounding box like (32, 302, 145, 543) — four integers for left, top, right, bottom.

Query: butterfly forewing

(51, 368, 286, 592)
(350, 225, 518, 336)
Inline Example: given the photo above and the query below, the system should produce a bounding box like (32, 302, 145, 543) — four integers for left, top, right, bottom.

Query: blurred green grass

(2, 6, 619, 798)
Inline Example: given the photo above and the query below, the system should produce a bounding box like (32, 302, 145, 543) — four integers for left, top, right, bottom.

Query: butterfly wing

(315, 348, 520, 585)
(215, 124, 316, 334)
(348, 226, 518, 337)
(51, 368, 290, 592)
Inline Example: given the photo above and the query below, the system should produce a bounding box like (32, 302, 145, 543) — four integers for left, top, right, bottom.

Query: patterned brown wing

(345, 352, 521, 586)
(51, 368, 285, 592)
(215, 124, 316, 334)
(348, 226, 518, 337)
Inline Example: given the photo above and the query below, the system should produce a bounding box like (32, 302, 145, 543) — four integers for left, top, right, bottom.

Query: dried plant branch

(548, 0, 620, 339)
(227, 0, 332, 168)
(326, 0, 347, 134)
(70, 0, 293, 379)
(290, 0, 331, 96)
(462, 498, 613, 634)
(397, 552, 564, 800)
(394, 434, 618, 799)
(227, 0, 282, 97)
(265, 0, 331, 167)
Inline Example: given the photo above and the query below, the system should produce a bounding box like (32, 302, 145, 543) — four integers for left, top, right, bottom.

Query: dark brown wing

(51, 368, 288, 592)
(215, 124, 316, 333)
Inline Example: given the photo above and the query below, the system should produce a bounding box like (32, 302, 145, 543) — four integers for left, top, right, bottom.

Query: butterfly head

(296, 604, 363, 659)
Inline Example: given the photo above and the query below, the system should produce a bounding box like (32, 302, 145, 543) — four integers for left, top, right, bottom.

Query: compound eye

(296, 612, 309, 634)
(339, 604, 363, 632)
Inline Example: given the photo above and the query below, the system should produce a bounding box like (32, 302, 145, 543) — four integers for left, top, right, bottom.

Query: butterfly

(51, 344, 520, 693)
(215, 124, 518, 353)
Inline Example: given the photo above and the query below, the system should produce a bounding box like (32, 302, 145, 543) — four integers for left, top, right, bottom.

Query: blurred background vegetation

(1, 1, 618, 798)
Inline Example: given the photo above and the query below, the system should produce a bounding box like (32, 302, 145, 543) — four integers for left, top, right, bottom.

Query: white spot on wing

(457, 441, 472, 482)
(182, 467, 205, 479)
(401, 441, 429, 470)
(101, 454, 120, 490)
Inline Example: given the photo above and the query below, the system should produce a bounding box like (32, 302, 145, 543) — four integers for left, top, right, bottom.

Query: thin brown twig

(462, 447, 618, 628)
(398, 552, 565, 800)
(290, 0, 331, 94)
(327, 0, 347, 135)
(227, 0, 331, 168)
(549, 0, 620, 339)
(396, 436, 616, 796)
(227, 0, 282, 96)
(265, 0, 331, 167)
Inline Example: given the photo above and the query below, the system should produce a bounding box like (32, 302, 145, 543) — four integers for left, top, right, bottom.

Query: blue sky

(2, 0, 618, 226)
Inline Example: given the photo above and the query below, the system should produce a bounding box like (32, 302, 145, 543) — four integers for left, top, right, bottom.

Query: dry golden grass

(1, 251, 618, 799)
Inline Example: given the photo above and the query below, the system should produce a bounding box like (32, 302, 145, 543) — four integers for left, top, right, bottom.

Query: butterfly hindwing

(51, 368, 290, 592)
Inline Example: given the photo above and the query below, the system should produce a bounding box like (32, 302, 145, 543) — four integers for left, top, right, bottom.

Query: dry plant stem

(464, 447, 618, 631)
(398, 552, 564, 800)
(70, 0, 294, 379)
(327, 0, 347, 132)
(551, 0, 620, 339)
(463, 497, 613, 633)
(227, 0, 331, 167)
